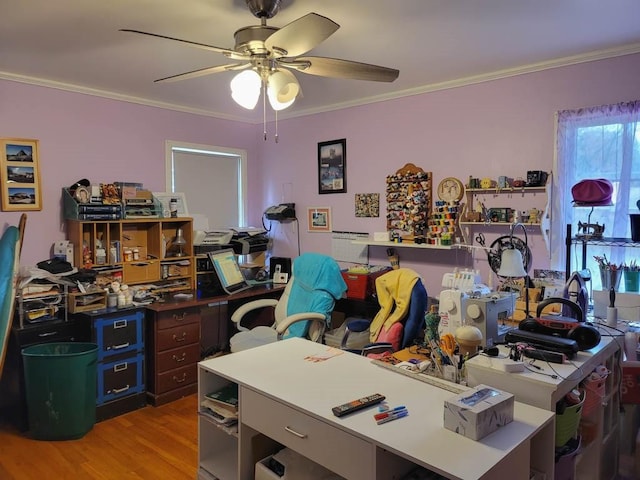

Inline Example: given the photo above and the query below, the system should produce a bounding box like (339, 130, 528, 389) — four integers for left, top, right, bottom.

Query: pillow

(375, 322, 404, 352)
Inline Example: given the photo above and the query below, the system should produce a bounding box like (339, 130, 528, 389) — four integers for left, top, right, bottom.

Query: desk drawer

(157, 322, 200, 352)
(157, 343, 200, 373)
(94, 310, 144, 361)
(241, 388, 373, 480)
(97, 353, 145, 404)
(123, 260, 160, 284)
(156, 363, 197, 394)
(156, 307, 200, 330)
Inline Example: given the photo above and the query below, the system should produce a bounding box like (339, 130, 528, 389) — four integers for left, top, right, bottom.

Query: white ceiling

(3, 0, 640, 123)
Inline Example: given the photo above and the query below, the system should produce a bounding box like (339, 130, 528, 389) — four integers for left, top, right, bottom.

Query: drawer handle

(111, 385, 130, 394)
(173, 373, 187, 384)
(38, 331, 57, 338)
(114, 363, 128, 372)
(114, 319, 128, 329)
(284, 426, 307, 439)
(111, 342, 130, 350)
(173, 332, 187, 342)
(172, 353, 187, 363)
(172, 312, 187, 322)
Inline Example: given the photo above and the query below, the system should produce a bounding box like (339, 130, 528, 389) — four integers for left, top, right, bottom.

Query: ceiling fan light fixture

(230, 69, 261, 109)
(267, 70, 300, 110)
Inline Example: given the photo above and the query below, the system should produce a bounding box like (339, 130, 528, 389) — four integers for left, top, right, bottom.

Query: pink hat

(571, 179, 613, 206)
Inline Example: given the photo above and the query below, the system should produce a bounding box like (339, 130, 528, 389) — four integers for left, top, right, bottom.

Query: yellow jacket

(369, 268, 420, 343)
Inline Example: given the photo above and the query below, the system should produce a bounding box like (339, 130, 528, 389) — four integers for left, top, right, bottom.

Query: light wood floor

(0, 394, 198, 480)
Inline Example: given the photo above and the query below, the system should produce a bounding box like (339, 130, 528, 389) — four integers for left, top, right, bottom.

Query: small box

(341, 266, 391, 300)
(373, 231, 390, 242)
(53, 240, 74, 266)
(443, 384, 514, 440)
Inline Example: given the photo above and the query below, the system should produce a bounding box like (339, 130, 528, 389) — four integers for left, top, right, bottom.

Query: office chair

(341, 268, 428, 357)
(229, 252, 347, 352)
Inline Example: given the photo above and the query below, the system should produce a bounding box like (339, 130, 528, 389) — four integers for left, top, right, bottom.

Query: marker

(376, 409, 409, 425)
(374, 406, 406, 421)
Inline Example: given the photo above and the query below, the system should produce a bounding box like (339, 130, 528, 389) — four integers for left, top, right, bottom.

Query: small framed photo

(307, 207, 332, 232)
(153, 192, 189, 218)
(1, 138, 42, 211)
(318, 138, 346, 194)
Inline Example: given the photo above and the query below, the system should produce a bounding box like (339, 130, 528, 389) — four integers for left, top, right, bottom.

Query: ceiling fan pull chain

(263, 82, 267, 141)
(275, 109, 279, 143)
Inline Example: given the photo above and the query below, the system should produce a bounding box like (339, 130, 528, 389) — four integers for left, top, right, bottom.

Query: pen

(374, 406, 406, 420)
(376, 409, 408, 425)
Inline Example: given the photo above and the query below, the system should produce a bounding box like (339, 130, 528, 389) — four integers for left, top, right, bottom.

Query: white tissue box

(373, 231, 390, 242)
(444, 384, 514, 440)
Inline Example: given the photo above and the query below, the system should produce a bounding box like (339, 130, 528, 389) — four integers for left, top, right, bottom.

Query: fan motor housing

(234, 25, 278, 55)
(246, 0, 281, 19)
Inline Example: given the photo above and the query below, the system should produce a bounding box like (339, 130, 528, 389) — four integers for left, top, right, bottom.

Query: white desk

(465, 331, 623, 480)
(197, 338, 554, 480)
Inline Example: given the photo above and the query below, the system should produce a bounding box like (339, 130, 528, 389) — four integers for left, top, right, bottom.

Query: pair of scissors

(475, 232, 486, 247)
(439, 333, 456, 364)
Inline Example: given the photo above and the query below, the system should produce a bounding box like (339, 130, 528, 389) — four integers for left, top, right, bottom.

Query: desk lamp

(497, 222, 531, 319)
(171, 227, 187, 257)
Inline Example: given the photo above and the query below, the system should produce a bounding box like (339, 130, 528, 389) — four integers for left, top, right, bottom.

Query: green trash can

(22, 342, 98, 440)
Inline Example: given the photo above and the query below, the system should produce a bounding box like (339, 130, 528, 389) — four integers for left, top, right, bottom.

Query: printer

(231, 227, 269, 255)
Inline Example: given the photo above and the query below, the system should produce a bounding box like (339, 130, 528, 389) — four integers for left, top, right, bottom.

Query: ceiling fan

(120, 0, 399, 111)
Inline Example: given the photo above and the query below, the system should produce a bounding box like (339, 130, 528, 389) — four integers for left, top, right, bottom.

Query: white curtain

(552, 100, 640, 286)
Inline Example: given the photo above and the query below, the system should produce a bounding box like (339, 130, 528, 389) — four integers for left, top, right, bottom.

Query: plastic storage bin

(22, 342, 98, 440)
(555, 392, 584, 447)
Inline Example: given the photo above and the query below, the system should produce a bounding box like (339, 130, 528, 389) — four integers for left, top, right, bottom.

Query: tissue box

(443, 384, 514, 440)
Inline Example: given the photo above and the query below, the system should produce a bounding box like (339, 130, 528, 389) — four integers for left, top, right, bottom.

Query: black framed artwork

(318, 138, 346, 194)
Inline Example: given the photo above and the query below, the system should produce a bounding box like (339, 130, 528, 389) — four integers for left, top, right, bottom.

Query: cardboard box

(622, 361, 640, 404)
(341, 266, 391, 300)
(444, 384, 514, 440)
(53, 240, 74, 266)
(593, 290, 640, 321)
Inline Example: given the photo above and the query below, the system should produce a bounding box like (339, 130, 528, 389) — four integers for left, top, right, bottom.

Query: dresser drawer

(156, 343, 200, 373)
(94, 310, 144, 361)
(241, 388, 373, 480)
(157, 322, 200, 351)
(97, 353, 145, 404)
(155, 307, 200, 330)
(123, 260, 160, 284)
(156, 363, 197, 394)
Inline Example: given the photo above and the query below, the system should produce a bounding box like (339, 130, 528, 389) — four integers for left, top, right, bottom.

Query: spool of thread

(606, 306, 618, 327)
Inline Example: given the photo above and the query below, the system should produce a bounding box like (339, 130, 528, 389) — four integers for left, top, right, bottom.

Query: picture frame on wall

(307, 207, 332, 232)
(0, 138, 42, 211)
(318, 138, 346, 194)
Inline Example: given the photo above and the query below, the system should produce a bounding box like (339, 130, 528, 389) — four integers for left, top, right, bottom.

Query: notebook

(207, 249, 252, 295)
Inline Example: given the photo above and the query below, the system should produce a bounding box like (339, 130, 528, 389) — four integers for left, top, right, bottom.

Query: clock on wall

(437, 177, 464, 203)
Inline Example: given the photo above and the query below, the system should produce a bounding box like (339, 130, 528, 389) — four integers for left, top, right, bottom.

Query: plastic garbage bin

(22, 342, 98, 440)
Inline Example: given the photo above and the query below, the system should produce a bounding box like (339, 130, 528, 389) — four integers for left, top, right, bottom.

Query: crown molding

(2, 43, 640, 125)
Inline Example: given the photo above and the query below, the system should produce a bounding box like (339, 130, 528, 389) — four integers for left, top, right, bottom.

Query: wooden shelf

(352, 240, 455, 250)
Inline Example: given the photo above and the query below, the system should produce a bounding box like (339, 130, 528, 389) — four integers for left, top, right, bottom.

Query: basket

(555, 391, 584, 448)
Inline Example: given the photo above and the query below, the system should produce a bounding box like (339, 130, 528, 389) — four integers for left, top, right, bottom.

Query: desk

(198, 338, 554, 480)
(465, 331, 623, 480)
(145, 284, 284, 406)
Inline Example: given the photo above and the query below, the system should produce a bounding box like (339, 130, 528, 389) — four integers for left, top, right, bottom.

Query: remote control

(332, 393, 386, 417)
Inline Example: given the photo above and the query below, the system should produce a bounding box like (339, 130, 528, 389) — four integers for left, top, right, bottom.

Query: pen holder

(599, 267, 622, 291)
(624, 269, 640, 292)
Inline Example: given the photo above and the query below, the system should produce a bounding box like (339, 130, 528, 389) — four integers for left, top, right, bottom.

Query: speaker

(518, 297, 601, 351)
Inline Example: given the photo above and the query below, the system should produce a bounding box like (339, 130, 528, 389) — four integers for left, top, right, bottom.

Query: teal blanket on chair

(0, 226, 20, 379)
(284, 252, 347, 338)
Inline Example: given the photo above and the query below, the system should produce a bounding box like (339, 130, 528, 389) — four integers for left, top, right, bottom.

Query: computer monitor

(207, 249, 252, 295)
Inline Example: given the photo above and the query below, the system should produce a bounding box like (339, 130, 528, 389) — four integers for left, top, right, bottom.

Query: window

(553, 100, 640, 288)
(165, 141, 247, 228)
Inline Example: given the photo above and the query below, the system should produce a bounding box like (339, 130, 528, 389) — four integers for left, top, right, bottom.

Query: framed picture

(307, 207, 332, 232)
(318, 138, 346, 194)
(355, 193, 380, 217)
(1, 138, 42, 211)
(153, 192, 189, 218)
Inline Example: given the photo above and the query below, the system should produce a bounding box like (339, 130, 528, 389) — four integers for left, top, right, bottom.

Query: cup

(600, 267, 622, 291)
(624, 270, 640, 293)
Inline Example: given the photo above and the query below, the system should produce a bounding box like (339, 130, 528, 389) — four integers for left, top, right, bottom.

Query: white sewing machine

(438, 269, 490, 337)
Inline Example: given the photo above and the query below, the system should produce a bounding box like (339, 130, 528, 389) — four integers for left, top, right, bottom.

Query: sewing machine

(576, 221, 605, 239)
(438, 269, 490, 337)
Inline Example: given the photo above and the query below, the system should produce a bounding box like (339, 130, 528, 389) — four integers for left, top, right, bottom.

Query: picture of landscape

(7, 166, 35, 183)
(1, 138, 41, 211)
(5, 143, 33, 162)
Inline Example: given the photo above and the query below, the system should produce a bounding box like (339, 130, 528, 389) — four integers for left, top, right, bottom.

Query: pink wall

(259, 53, 640, 295)
(1, 52, 639, 297)
(0, 82, 263, 266)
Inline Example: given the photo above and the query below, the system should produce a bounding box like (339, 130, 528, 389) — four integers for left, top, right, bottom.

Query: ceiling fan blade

(120, 29, 249, 61)
(155, 63, 250, 83)
(283, 56, 399, 82)
(265, 13, 339, 57)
